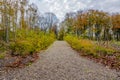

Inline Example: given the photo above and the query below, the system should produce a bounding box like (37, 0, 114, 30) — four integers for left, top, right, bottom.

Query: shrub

(0, 51, 6, 59)
(10, 40, 34, 56)
(9, 30, 55, 56)
(64, 35, 115, 58)
(0, 41, 8, 51)
(95, 46, 115, 56)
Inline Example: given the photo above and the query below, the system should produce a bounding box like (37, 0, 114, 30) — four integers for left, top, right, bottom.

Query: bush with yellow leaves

(64, 35, 115, 58)
(9, 30, 55, 56)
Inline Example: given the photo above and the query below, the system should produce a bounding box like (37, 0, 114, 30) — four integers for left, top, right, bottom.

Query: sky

(30, 0, 120, 21)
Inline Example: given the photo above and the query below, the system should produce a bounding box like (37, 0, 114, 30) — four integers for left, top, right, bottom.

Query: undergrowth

(9, 29, 56, 56)
(64, 35, 115, 57)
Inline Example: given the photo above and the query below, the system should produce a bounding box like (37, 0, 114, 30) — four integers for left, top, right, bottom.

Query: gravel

(0, 41, 120, 80)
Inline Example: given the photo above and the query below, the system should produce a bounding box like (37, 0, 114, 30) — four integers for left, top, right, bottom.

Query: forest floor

(0, 41, 120, 80)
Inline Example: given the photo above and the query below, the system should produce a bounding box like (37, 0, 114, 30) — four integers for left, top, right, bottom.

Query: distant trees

(39, 12, 59, 33)
(64, 12, 76, 34)
(61, 9, 120, 41)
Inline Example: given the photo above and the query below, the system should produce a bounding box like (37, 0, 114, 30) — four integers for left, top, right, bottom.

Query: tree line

(60, 10, 120, 41)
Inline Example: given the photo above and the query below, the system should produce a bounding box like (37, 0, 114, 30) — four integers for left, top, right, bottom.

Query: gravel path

(0, 41, 120, 80)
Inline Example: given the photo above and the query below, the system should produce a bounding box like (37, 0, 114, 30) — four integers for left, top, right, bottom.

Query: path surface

(0, 41, 120, 80)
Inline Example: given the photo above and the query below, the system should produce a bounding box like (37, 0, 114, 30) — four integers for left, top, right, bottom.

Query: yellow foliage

(9, 30, 55, 56)
(64, 35, 115, 57)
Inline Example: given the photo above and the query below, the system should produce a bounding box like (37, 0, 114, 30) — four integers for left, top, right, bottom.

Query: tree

(64, 12, 76, 34)
(39, 12, 59, 33)
(112, 13, 120, 41)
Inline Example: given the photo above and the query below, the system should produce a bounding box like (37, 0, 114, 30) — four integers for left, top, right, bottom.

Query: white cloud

(30, 0, 120, 21)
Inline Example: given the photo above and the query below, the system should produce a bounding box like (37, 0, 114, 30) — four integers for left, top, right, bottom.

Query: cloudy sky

(30, 0, 120, 21)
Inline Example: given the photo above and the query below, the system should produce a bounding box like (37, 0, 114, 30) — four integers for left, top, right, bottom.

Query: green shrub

(0, 41, 7, 51)
(0, 51, 6, 59)
(10, 40, 34, 56)
(9, 30, 55, 56)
